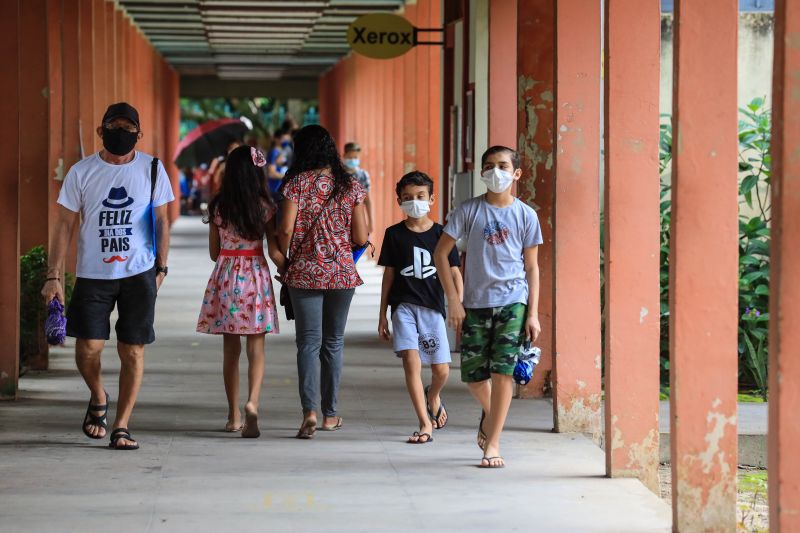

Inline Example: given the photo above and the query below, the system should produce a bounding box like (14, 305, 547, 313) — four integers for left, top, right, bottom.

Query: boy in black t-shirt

(378, 171, 463, 444)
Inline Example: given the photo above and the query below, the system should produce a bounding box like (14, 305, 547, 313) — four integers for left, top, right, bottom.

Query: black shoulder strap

(150, 157, 159, 202)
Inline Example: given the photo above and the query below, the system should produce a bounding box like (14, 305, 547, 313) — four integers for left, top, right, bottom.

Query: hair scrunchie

(251, 147, 267, 168)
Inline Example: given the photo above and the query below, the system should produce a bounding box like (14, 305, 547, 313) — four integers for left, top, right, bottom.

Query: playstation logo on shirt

(401, 247, 437, 280)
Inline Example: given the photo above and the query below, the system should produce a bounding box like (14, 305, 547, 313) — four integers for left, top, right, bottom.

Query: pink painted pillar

(670, 0, 739, 529)
(551, 0, 602, 437)
(768, 1, 800, 530)
(603, 0, 661, 493)
(0, 0, 20, 399)
(488, 0, 518, 148)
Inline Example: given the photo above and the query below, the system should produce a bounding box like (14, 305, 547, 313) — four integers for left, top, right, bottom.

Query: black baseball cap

(344, 142, 361, 152)
(102, 102, 140, 129)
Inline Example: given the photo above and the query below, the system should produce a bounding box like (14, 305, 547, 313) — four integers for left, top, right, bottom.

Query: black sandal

(407, 431, 433, 444)
(108, 428, 139, 450)
(82, 390, 110, 440)
(424, 386, 448, 429)
(477, 410, 488, 450)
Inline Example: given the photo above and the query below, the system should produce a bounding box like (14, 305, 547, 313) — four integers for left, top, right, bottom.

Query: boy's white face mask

(399, 200, 431, 219)
(480, 167, 515, 193)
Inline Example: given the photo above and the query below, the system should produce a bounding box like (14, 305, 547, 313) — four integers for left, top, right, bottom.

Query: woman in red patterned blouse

(278, 125, 369, 439)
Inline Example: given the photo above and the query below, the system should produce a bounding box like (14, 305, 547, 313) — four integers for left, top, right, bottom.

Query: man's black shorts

(66, 267, 157, 345)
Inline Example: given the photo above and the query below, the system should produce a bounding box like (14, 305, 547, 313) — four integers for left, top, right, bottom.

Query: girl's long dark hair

(281, 125, 352, 199)
(207, 145, 274, 241)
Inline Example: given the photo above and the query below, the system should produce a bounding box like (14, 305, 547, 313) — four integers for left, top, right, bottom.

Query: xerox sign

(347, 13, 416, 59)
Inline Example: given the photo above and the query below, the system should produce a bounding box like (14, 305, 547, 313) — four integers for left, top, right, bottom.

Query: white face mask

(399, 200, 431, 219)
(481, 167, 515, 193)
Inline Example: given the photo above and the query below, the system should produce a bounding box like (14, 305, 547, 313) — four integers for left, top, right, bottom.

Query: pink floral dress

(196, 209, 280, 335)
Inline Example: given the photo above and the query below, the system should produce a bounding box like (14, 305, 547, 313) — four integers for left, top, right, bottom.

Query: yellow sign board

(347, 13, 416, 59)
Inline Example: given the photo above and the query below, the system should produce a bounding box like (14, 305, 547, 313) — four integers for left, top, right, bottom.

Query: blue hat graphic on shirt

(102, 187, 134, 209)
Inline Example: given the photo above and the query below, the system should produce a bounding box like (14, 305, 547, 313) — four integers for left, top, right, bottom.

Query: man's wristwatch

(156, 266, 168, 276)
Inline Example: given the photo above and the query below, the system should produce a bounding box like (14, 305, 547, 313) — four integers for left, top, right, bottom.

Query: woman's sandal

(319, 416, 343, 431)
(479, 456, 505, 468)
(82, 390, 110, 440)
(296, 419, 317, 440)
(477, 410, 488, 450)
(108, 428, 139, 450)
(407, 431, 433, 444)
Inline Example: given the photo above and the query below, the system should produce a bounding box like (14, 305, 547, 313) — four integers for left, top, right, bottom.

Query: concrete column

(403, 5, 418, 174)
(19, 0, 51, 254)
(669, 0, 739, 529)
(516, 0, 554, 400)
(427, 0, 443, 222)
(551, 0, 602, 437)
(768, 1, 800, 530)
(78, 0, 95, 158)
(488, 0, 517, 148)
(164, 64, 181, 224)
(46, 0, 64, 258)
(603, 0, 661, 493)
(104, 1, 116, 101)
(62, 0, 81, 272)
(0, 0, 20, 399)
(471, 0, 489, 193)
(92, 0, 106, 154)
(18, 0, 51, 370)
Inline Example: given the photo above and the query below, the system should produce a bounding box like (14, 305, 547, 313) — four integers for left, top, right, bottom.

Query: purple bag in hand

(45, 299, 67, 346)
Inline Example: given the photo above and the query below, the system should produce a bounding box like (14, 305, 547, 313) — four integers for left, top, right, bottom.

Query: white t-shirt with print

(57, 151, 175, 280)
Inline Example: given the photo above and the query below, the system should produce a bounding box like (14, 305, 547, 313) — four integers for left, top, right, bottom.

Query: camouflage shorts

(460, 303, 527, 383)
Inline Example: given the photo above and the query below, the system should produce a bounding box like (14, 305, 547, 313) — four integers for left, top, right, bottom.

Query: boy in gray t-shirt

(434, 145, 543, 468)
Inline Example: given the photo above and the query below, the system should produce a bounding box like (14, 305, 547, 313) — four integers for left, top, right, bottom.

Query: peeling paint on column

(674, 401, 738, 531)
(556, 392, 602, 443)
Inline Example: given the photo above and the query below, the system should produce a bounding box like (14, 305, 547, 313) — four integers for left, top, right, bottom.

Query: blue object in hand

(514, 341, 541, 386)
(45, 298, 67, 346)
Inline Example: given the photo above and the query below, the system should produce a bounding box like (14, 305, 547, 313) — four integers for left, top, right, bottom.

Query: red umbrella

(174, 118, 251, 168)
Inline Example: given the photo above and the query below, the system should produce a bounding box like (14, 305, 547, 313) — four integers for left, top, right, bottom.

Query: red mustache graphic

(103, 256, 128, 263)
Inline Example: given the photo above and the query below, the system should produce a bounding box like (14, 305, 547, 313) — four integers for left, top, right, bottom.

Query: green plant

(656, 98, 771, 399)
(19, 246, 74, 366)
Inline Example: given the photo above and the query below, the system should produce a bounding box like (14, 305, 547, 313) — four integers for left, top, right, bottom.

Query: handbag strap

(150, 158, 159, 256)
(285, 190, 336, 270)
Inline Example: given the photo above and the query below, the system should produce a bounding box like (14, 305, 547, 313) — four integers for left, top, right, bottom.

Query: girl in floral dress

(197, 146, 285, 438)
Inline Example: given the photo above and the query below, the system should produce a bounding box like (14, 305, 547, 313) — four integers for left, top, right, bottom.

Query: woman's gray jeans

(288, 287, 356, 417)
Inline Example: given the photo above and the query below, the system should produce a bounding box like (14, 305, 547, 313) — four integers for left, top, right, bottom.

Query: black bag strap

(285, 190, 335, 270)
(150, 157, 159, 202)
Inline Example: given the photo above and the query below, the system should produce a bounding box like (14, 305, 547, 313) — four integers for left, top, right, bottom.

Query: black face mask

(102, 127, 139, 156)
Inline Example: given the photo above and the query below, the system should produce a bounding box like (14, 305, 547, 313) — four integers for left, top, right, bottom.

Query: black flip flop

(108, 428, 139, 450)
(82, 390, 110, 440)
(407, 431, 433, 444)
(479, 456, 505, 468)
(477, 410, 487, 450)
(424, 386, 448, 429)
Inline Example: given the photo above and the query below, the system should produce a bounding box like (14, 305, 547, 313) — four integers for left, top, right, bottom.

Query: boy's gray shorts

(391, 303, 452, 365)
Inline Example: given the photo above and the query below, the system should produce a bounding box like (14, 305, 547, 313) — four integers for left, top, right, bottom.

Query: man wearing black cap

(42, 102, 174, 450)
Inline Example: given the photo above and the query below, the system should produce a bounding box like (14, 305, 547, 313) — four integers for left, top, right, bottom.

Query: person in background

(211, 140, 243, 197)
(343, 142, 374, 234)
(266, 130, 290, 195)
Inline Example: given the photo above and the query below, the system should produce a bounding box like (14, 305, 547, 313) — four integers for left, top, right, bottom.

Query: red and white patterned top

(283, 170, 367, 290)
